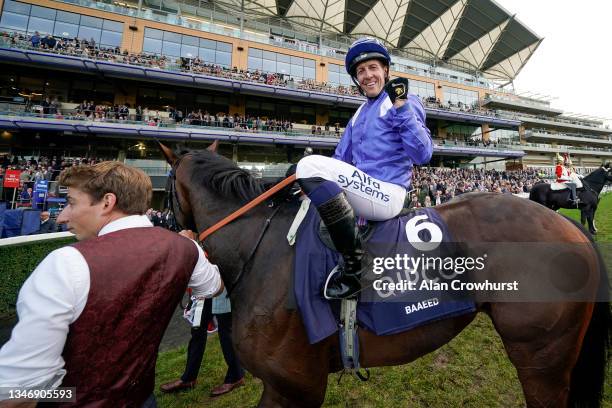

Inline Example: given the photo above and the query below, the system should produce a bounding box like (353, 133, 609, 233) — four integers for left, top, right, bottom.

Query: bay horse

(160, 143, 610, 408)
(529, 164, 612, 234)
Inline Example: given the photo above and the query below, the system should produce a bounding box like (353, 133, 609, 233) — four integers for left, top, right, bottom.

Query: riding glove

(385, 77, 409, 104)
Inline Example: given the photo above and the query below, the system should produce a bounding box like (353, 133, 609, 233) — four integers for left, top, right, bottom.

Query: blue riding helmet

(345, 37, 391, 77)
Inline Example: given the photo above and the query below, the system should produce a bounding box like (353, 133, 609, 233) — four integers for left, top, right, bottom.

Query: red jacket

(556, 164, 569, 182)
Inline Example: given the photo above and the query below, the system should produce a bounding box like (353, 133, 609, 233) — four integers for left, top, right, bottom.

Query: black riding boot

(318, 193, 363, 299)
(297, 177, 363, 299)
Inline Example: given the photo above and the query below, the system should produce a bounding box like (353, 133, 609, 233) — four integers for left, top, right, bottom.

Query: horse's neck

(203, 204, 293, 291)
(583, 171, 605, 193)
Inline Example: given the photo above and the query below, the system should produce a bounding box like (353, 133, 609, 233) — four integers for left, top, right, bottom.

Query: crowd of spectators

(2, 30, 521, 133)
(423, 96, 499, 118)
(182, 111, 294, 132)
(0, 152, 588, 236)
(10, 29, 583, 129)
(20, 98, 331, 135)
(407, 166, 544, 208)
(1, 154, 106, 207)
(145, 208, 177, 231)
(0, 31, 365, 99)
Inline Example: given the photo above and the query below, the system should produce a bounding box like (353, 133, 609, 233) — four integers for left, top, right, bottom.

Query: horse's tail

(564, 216, 611, 408)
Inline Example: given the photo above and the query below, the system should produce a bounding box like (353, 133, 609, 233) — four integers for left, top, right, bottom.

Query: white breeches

(296, 155, 406, 221)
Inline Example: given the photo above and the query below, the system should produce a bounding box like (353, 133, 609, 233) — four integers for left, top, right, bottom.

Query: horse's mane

(180, 148, 265, 203)
(584, 166, 606, 182)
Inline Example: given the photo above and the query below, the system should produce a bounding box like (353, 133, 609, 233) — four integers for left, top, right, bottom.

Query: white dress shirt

(0, 215, 221, 397)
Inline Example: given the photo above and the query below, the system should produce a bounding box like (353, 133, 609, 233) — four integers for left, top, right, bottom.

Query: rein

(225, 205, 282, 295)
(167, 155, 297, 294)
(198, 174, 296, 242)
(195, 173, 296, 295)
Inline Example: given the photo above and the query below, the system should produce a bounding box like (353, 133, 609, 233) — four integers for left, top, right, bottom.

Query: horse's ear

(159, 142, 178, 166)
(207, 140, 219, 153)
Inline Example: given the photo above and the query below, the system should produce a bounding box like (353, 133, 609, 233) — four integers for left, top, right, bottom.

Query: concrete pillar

(316, 109, 329, 127)
(518, 125, 526, 143)
(437, 125, 447, 139)
(122, 20, 145, 54)
(481, 123, 490, 143)
(114, 85, 137, 107)
(233, 42, 248, 70)
(434, 82, 444, 104)
(228, 96, 245, 116)
(318, 60, 328, 84)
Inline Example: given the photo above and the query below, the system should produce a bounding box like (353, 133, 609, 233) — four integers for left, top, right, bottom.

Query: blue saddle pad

(294, 205, 475, 344)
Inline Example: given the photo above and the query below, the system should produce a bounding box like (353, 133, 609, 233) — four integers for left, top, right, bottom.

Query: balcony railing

(46, 0, 503, 90)
(0, 108, 343, 139)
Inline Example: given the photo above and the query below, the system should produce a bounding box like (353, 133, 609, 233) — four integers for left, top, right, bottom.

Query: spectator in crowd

(160, 283, 245, 397)
(434, 190, 443, 206)
(41, 34, 56, 49)
(408, 195, 420, 209)
(41, 97, 51, 115)
(31, 31, 40, 48)
(19, 169, 31, 183)
(209, 289, 245, 396)
(160, 295, 214, 393)
(36, 211, 57, 234)
(19, 186, 32, 203)
(0, 162, 224, 406)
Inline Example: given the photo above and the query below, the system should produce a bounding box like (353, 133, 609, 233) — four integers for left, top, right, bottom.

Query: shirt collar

(366, 89, 388, 104)
(98, 214, 153, 236)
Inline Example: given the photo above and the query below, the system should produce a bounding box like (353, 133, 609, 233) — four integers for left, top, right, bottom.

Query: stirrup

(323, 266, 360, 300)
(323, 266, 340, 300)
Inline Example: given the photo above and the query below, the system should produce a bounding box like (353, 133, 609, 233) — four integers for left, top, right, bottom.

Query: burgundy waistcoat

(57, 226, 198, 408)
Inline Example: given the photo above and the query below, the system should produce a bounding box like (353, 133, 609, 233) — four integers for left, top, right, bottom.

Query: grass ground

(156, 194, 612, 407)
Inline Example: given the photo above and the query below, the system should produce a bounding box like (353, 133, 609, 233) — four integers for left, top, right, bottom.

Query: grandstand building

(0, 0, 610, 194)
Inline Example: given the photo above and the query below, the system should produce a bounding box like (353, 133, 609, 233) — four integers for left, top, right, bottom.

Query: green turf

(155, 194, 612, 407)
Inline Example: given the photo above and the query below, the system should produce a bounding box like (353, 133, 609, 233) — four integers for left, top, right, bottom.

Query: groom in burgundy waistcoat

(0, 162, 223, 408)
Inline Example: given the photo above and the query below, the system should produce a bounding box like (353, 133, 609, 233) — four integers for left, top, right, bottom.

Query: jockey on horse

(295, 37, 433, 300)
(555, 153, 580, 206)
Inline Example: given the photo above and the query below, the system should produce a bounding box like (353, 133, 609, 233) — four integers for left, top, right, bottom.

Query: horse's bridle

(165, 154, 197, 233)
(165, 153, 292, 295)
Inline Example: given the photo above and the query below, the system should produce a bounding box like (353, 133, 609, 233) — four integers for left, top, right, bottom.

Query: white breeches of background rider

(569, 172, 583, 188)
(296, 155, 406, 221)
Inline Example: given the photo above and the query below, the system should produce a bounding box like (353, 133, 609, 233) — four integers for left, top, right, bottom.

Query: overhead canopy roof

(210, 0, 542, 81)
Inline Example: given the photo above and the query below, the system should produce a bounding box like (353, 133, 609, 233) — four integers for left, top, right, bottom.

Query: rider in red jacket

(555, 155, 578, 205)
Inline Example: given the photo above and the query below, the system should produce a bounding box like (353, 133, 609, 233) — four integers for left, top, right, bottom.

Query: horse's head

(159, 141, 219, 232)
(582, 164, 612, 194)
(605, 163, 612, 182)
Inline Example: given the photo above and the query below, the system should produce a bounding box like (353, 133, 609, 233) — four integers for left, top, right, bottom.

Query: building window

(247, 48, 315, 80)
(0, 0, 123, 48)
(410, 79, 435, 99)
(327, 63, 352, 87)
(244, 97, 316, 123)
(142, 28, 232, 67)
(442, 86, 479, 107)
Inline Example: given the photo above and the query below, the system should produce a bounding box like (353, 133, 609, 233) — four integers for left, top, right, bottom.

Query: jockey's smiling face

(57, 187, 116, 241)
(355, 59, 388, 98)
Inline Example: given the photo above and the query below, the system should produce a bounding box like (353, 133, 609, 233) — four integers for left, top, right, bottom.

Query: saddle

(290, 201, 475, 345)
(550, 182, 570, 191)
